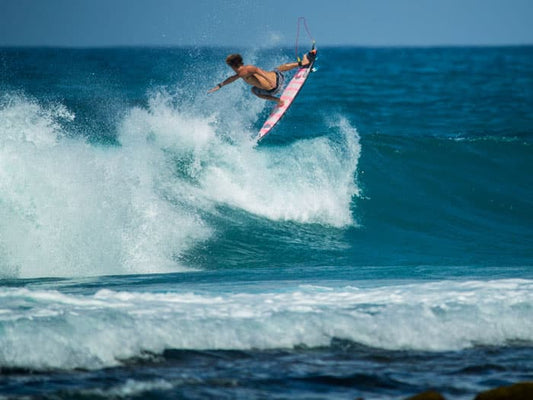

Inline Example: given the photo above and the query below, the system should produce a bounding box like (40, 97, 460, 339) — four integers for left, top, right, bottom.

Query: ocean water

(0, 46, 532, 399)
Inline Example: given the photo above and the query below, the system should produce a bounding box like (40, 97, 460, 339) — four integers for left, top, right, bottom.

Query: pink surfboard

(257, 52, 317, 142)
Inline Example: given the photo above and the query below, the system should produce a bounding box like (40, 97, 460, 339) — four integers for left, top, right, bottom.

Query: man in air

(208, 50, 316, 107)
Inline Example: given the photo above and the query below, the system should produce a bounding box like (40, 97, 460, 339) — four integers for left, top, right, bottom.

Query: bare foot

(277, 99, 285, 107)
(300, 49, 317, 68)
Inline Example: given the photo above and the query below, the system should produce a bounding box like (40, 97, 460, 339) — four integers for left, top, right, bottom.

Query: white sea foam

(0, 94, 210, 278)
(197, 116, 360, 227)
(0, 279, 531, 371)
(0, 92, 360, 278)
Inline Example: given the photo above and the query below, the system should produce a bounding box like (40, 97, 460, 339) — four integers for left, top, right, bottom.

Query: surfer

(208, 51, 316, 107)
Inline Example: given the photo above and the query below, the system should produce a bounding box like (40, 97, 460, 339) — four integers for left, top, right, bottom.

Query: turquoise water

(0, 46, 532, 399)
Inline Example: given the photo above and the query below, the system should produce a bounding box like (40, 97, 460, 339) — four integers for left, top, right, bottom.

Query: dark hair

(226, 54, 243, 67)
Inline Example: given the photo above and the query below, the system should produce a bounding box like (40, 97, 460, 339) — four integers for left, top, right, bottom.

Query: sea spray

(195, 115, 360, 227)
(0, 90, 360, 278)
(0, 94, 210, 278)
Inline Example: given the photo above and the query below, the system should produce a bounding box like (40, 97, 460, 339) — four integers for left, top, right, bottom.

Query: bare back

(236, 65, 277, 91)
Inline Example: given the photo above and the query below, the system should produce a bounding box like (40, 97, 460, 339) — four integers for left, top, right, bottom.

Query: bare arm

(208, 74, 240, 93)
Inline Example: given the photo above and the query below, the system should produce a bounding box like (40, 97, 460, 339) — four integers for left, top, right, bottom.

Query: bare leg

(277, 52, 314, 71)
(252, 89, 284, 107)
(277, 61, 299, 72)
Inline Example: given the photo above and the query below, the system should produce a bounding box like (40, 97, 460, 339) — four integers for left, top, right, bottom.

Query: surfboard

(257, 49, 317, 142)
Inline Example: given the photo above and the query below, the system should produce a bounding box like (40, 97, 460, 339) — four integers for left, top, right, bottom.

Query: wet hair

(226, 54, 243, 68)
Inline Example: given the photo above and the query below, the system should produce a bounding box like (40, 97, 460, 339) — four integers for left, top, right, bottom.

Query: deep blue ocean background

(0, 46, 532, 399)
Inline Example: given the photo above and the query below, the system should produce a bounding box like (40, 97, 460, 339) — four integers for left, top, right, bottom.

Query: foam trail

(0, 279, 531, 371)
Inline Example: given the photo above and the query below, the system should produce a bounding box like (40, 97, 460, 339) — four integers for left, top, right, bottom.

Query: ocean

(0, 46, 532, 399)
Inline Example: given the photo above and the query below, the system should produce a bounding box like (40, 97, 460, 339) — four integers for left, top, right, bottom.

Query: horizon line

(1, 43, 532, 49)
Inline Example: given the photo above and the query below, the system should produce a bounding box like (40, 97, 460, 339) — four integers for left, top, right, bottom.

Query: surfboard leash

(295, 17, 315, 65)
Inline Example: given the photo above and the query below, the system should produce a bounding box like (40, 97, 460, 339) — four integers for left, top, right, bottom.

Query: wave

(1, 279, 531, 371)
(0, 93, 211, 278)
(0, 92, 361, 278)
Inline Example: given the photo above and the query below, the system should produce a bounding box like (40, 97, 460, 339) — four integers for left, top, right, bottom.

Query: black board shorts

(252, 69, 285, 96)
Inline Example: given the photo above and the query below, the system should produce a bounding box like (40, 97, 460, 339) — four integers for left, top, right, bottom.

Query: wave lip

(1, 279, 531, 371)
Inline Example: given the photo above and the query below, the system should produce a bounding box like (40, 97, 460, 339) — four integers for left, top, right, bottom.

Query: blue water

(0, 46, 532, 399)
